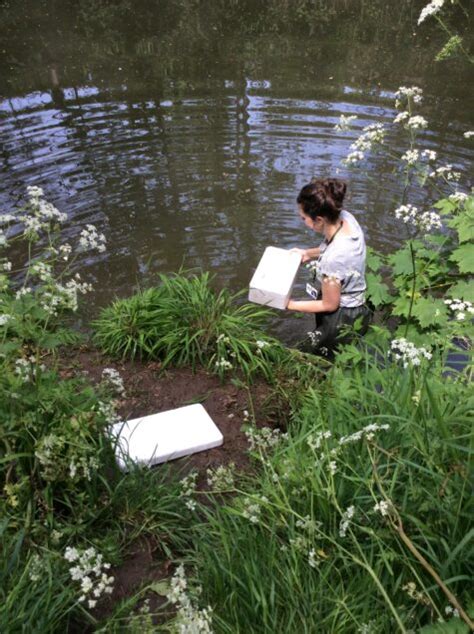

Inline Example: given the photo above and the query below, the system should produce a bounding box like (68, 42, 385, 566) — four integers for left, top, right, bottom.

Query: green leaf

(389, 246, 414, 276)
(411, 297, 448, 328)
(418, 618, 468, 634)
(447, 280, 474, 303)
(448, 208, 474, 243)
(366, 247, 384, 273)
(434, 198, 456, 216)
(149, 580, 170, 596)
(392, 295, 412, 317)
(450, 244, 474, 274)
(366, 272, 392, 307)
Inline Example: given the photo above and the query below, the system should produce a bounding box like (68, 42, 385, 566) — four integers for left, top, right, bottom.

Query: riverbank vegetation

(1, 3, 473, 628)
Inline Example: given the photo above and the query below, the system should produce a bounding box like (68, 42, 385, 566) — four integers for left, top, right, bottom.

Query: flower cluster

(15, 356, 45, 381)
(342, 123, 386, 166)
(180, 471, 198, 511)
(206, 463, 235, 491)
(101, 368, 126, 396)
(97, 400, 121, 426)
(339, 505, 355, 538)
(339, 423, 390, 446)
(395, 86, 423, 107)
(464, 131, 474, 139)
(393, 112, 428, 131)
(0, 313, 12, 327)
(373, 500, 391, 516)
(64, 546, 114, 609)
(343, 150, 365, 166)
(307, 430, 332, 451)
(167, 564, 213, 633)
(29, 554, 46, 582)
(444, 605, 460, 619)
(241, 495, 268, 524)
(78, 224, 106, 253)
(29, 273, 93, 316)
(429, 165, 461, 181)
(68, 455, 100, 480)
(390, 338, 432, 368)
(448, 191, 468, 205)
(245, 426, 288, 453)
(417, 0, 445, 25)
(406, 115, 428, 130)
(255, 339, 270, 350)
(334, 114, 357, 132)
(401, 149, 419, 165)
(403, 581, 430, 606)
(26, 185, 67, 223)
(394, 204, 442, 232)
(308, 548, 326, 569)
(422, 149, 437, 161)
(215, 357, 232, 371)
(35, 434, 66, 480)
(444, 298, 474, 321)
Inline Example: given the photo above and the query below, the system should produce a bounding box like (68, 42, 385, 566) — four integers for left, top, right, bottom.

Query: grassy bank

(1, 79, 473, 631)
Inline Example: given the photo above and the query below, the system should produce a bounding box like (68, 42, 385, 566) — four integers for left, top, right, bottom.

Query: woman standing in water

(287, 178, 371, 355)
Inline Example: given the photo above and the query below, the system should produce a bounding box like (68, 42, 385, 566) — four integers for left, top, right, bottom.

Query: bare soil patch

(60, 345, 277, 626)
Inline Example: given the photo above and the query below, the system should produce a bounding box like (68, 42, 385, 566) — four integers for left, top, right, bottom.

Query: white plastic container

(249, 246, 301, 309)
(111, 404, 223, 470)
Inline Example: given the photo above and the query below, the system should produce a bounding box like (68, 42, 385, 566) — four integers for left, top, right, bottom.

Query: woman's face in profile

(298, 205, 323, 234)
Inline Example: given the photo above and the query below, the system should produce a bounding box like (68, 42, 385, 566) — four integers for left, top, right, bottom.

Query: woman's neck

(324, 219, 342, 242)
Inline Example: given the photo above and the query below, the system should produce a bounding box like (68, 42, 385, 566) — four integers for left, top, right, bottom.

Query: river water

(1, 1, 473, 341)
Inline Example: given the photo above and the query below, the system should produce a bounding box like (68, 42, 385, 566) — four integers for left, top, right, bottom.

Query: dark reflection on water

(0, 1, 473, 342)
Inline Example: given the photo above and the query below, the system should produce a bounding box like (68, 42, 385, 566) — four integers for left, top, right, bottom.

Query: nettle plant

(336, 87, 473, 352)
(0, 188, 118, 524)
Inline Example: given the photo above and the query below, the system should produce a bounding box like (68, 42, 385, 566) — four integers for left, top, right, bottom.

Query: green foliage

(435, 35, 463, 62)
(189, 345, 473, 633)
(369, 194, 474, 336)
(0, 524, 77, 632)
(91, 286, 167, 359)
(94, 270, 300, 382)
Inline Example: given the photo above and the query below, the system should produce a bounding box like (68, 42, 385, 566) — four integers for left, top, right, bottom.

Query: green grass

(186, 343, 473, 633)
(93, 270, 320, 383)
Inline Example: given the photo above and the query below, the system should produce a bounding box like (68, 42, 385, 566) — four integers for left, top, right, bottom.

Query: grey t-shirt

(309, 210, 366, 308)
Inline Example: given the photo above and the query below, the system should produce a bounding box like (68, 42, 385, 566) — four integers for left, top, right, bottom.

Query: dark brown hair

(297, 178, 347, 223)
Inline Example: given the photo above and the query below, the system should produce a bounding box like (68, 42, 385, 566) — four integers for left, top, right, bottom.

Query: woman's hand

(290, 247, 320, 263)
(289, 247, 312, 263)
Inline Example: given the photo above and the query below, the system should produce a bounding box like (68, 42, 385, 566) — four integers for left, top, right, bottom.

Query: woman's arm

(287, 277, 341, 313)
(290, 246, 321, 262)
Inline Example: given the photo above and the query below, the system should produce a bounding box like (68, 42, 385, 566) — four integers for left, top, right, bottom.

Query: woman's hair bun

(324, 178, 346, 208)
(298, 177, 347, 222)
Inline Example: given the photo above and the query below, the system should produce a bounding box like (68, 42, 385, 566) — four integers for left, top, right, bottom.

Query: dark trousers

(301, 303, 372, 357)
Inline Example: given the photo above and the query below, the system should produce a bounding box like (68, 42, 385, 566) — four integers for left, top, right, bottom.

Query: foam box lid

(111, 403, 223, 470)
(249, 246, 301, 309)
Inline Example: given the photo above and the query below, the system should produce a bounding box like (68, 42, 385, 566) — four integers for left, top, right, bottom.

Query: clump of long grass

(93, 270, 313, 382)
(187, 342, 473, 633)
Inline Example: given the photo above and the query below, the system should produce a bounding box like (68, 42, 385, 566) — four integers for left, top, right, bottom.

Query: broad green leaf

(412, 297, 448, 328)
(392, 294, 412, 317)
(366, 272, 392, 307)
(447, 280, 474, 303)
(366, 247, 384, 272)
(389, 246, 414, 276)
(434, 198, 456, 216)
(450, 244, 474, 274)
(448, 208, 474, 243)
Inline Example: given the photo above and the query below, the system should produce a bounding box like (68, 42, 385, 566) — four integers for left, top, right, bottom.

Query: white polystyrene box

(111, 404, 223, 470)
(249, 246, 301, 309)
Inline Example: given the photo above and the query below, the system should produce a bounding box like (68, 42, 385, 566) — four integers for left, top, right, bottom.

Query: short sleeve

(318, 252, 348, 282)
